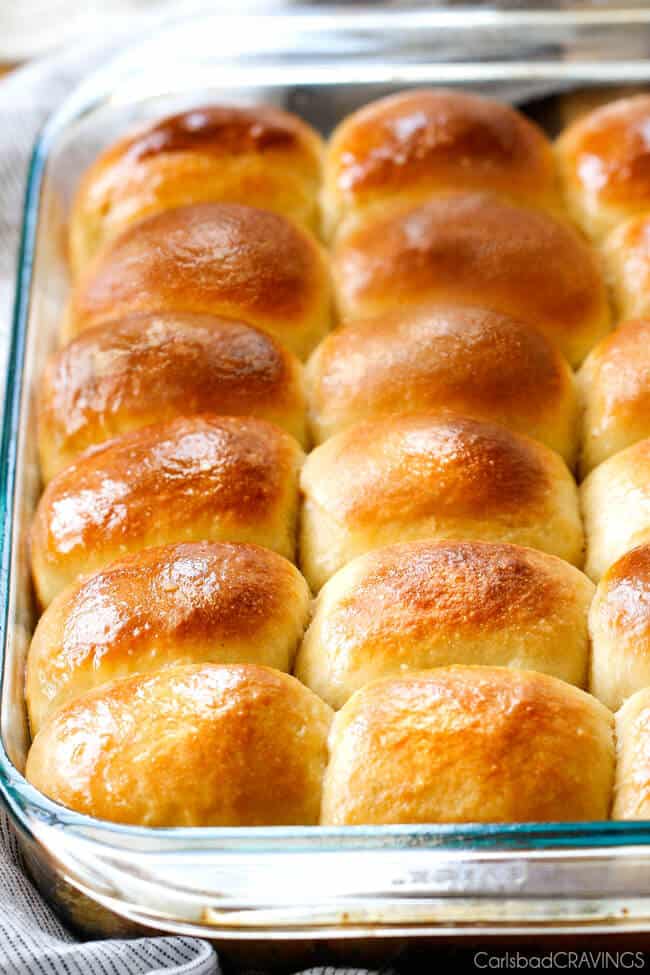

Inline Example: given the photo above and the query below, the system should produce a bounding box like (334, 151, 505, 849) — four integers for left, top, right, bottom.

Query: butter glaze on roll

(581, 438, 650, 582)
(333, 192, 610, 367)
(299, 412, 583, 591)
(69, 103, 324, 275)
(590, 544, 650, 710)
(62, 202, 332, 360)
(27, 541, 310, 734)
(321, 667, 615, 825)
(25, 664, 333, 826)
(556, 95, 650, 240)
(38, 312, 307, 481)
(30, 414, 303, 607)
(323, 88, 559, 236)
(295, 540, 594, 709)
(603, 214, 650, 322)
(577, 319, 650, 476)
(613, 687, 650, 819)
(306, 304, 578, 463)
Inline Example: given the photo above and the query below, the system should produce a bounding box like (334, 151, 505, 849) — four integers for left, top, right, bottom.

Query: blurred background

(0, 1, 629, 74)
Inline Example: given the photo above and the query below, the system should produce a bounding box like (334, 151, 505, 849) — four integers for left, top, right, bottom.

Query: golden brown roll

(25, 663, 333, 826)
(577, 319, 650, 476)
(613, 686, 650, 819)
(30, 414, 303, 608)
(581, 438, 650, 582)
(299, 412, 583, 592)
(62, 203, 332, 360)
(556, 95, 650, 240)
(332, 192, 610, 367)
(558, 86, 649, 128)
(38, 312, 307, 482)
(321, 666, 615, 825)
(295, 540, 594, 709)
(306, 304, 578, 463)
(69, 103, 324, 275)
(26, 541, 310, 734)
(589, 544, 650, 711)
(323, 88, 559, 236)
(603, 214, 650, 322)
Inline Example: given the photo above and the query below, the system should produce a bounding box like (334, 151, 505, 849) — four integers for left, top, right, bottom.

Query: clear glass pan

(5, 3, 650, 949)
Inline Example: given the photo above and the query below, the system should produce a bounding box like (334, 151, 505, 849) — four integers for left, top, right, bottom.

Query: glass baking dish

(6, 3, 650, 957)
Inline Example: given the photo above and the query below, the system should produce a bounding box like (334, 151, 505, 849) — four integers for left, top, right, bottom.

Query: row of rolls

(24, 86, 650, 827)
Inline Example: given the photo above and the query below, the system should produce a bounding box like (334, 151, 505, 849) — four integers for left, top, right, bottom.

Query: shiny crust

(589, 544, 650, 710)
(295, 540, 594, 709)
(577, 319, 650, 476)
(63, 202, 332, 360)
(306, 304, 578, 462)
(69, 103, 324, 274)
(332, 192, 610, 367)
(321, 666, 615, 824)
(38, 312, 307, 481)
(581, 438, 650, 582)
(26, 541, 311, 734)
(556, 95, 650, 240)
(30, 414, 303, 607)
(299, 412, 583, 591)
(603, 214, 650, 323)
(323, 88, 559, 234)
(25, 664, 333, 826)
(614, 687, 650, 819)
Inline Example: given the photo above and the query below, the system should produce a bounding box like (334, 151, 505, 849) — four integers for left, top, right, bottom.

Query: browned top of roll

(580, 318, 650, 425)
(39, 541, 304, 660)
(557, 95, 650, 210)
(595, 543, 650, 630)
(31, 414, 301, 571)
(333, 192, 609, 366)
(327, 88, 557, 209)
(328, 539, 586, 635)
(44, 312, 300, 422)
(307, 304, 573, 442)
(302, 412, 555, 528)
(109, 104, 323, 168)
(66, 203, 329, 344)
(38, 312, 306, 475)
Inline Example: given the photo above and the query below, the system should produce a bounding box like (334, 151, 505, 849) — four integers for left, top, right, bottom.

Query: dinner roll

(321, 667, 614, 824)
(577, 319, 650, 476)
(589, 544, 650, 711)
(38, 312, 307, 482)
(26, 664, 333, 826)
(603, 213, 650, 322)
(556, 95, 650, 240)
(306, 304, 578, 463)
(613, 687, 650, 819)
(299, 412, 583, 591)
(323, 89, 559, 236)
(581, 438, 650, 581)
(62, 203, 332, 360)
(332, 192, 610, 367)
(295, 540, 594, 709)
(30, 414, 303, 607)
(26, 541, 310, 734)
(69, 103, 324, 275)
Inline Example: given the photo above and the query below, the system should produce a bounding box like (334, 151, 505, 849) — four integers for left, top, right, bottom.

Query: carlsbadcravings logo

(474, 953, 646, 970)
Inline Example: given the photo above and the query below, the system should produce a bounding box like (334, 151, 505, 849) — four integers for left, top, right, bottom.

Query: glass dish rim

(4, 3, 650, 857)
